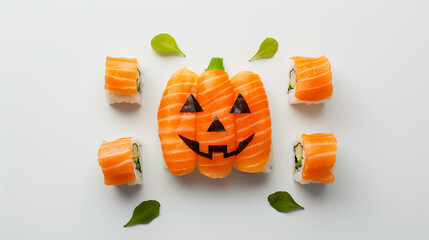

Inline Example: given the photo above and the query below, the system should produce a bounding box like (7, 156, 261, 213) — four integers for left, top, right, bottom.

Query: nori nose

(207, 117, 226, 132)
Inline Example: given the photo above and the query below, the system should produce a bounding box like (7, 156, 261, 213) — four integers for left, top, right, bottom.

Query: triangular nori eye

(230, 93, 251, 113)
(207, 117, 226, 132)
(180, 94, 203, 113)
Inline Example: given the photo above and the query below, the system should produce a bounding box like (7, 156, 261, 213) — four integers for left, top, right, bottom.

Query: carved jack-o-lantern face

(158, 58, 272, 179)
(178, 93, 255, 160)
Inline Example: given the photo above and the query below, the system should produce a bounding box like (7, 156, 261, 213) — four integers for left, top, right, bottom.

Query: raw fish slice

(230, 71, 271, 173)
(196, 69, 235, 178)
(105, 57, 138, 95)
(158, 67, 198, 175)
(301, 133, 337, 184)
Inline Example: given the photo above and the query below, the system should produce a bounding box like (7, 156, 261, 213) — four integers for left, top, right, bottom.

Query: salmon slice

(196, 69, 235, 178)
(291, 56, 332, 101)
(105, 57, 138, 95)
(158, 67, 198, 175)
(230, 71, 271, 173)
(98, 137, 136, 185)
(301, 133, 337, 184)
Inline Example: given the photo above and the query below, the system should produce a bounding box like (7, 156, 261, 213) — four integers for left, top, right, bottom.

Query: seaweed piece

(180, 94, 203, 113)
(178, 134, 254, 160)
(230, 94, 251, 113)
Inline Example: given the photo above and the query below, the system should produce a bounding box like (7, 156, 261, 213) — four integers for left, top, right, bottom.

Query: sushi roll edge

(293, 134, 336, 184)
(262, 145, 273, 173)
(129, 137, 143, 186)
(287, 59, 330, 105)
(105, 65, 143, 105)
(293, 135, 316, 184)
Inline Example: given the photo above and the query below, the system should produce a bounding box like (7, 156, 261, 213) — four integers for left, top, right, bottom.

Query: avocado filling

(132, 143, 141, 172)
(288, 68, 296, 92)
(294, 143, 303, 169)
(136, 69, 141, 92)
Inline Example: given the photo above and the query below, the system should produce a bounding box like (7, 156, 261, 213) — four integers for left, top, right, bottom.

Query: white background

(1, 0, 428, 239)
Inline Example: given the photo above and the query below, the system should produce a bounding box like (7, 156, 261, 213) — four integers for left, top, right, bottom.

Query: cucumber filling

(288, 68, 296, 92)
(136, 69, 141, 92)
(132, 143, 141, 172)
(294, 143, 303, 169)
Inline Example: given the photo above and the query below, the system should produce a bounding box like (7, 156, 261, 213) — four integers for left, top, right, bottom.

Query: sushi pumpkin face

(158, 61, 272, 178)
(178, 92, 255, 160)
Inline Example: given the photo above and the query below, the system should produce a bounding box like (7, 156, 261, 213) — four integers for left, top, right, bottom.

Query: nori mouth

(179, 134, 255, 160)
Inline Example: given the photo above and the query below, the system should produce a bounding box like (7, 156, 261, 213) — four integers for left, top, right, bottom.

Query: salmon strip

(301, 133, 337, 184)
(105, 57, 138, 95)
(230, 71, 271, 173)
(158, 67, 198, 175)
(98, 137, 136, 185)
(291, 56, 332, 101)
(196, 69, 235, 178)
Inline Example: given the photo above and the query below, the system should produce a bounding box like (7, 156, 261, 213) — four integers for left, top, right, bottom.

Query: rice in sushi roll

(104, 56, 142, 105)
(288, 56, 333, 104)
(293, 133, 337, 184)
(98, 137, 142, 186)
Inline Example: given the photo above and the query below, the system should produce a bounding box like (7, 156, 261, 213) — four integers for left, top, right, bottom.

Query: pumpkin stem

(205, 57, 224, 72)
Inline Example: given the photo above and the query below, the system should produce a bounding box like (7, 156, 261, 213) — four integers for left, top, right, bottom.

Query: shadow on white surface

(296, 182, 326, 197)
(167, 169, 270, 189)
(115, 184, 142, 197)
(290, 103, 325, 117)
(109, 103, 141, 113)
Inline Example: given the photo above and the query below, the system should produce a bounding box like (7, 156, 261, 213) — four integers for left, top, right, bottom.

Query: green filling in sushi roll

(288, 69, 297, 91)
(137, 69, 141, 92)
(294, 143, 303, 169)
(132, 144, 141, 172)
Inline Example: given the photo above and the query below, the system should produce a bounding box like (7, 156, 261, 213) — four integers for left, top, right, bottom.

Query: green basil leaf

(124, 200, 160, 227)
(151, 33, 185, 56)
(249, 38, 278, 61)
(268, 191, 304, 212)
(205, 57, 224, 72)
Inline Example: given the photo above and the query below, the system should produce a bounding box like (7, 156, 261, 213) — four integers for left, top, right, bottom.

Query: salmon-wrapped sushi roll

(293, 133, 337, 184)
(104, 56, 142, 105)
(288, 56, 333, 104)
(97, 137, 142, 186)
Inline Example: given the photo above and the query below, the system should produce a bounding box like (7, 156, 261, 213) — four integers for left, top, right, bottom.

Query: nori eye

(230, 93, 251, 113)
(180, 94, 203, 113)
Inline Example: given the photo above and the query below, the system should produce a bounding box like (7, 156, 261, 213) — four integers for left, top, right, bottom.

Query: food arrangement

(98, 33, 338, 226)
(157, 58, 272, 178)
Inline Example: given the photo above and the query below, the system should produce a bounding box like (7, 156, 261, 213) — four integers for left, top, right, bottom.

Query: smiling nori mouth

(178, 134, 255, 160)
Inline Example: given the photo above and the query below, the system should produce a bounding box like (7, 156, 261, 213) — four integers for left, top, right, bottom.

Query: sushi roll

(104, 56, 142, 105)
(288, 56, 333, 104)
(97, 137, 142, 186)
(293, 133, 337, 184)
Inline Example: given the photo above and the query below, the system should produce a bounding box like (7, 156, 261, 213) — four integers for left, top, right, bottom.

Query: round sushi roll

(97, 137, 142, 186)
(288, 56, 333, 105)
(293, 133, 337, 184)
(104, 56, 142, 105)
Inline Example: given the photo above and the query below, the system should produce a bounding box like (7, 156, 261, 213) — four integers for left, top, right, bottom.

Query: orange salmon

(98, 137, 138, 185)
(105, 57, 138, 95)
(291, 56, 332, 102)
(301, 133, 337, 184)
